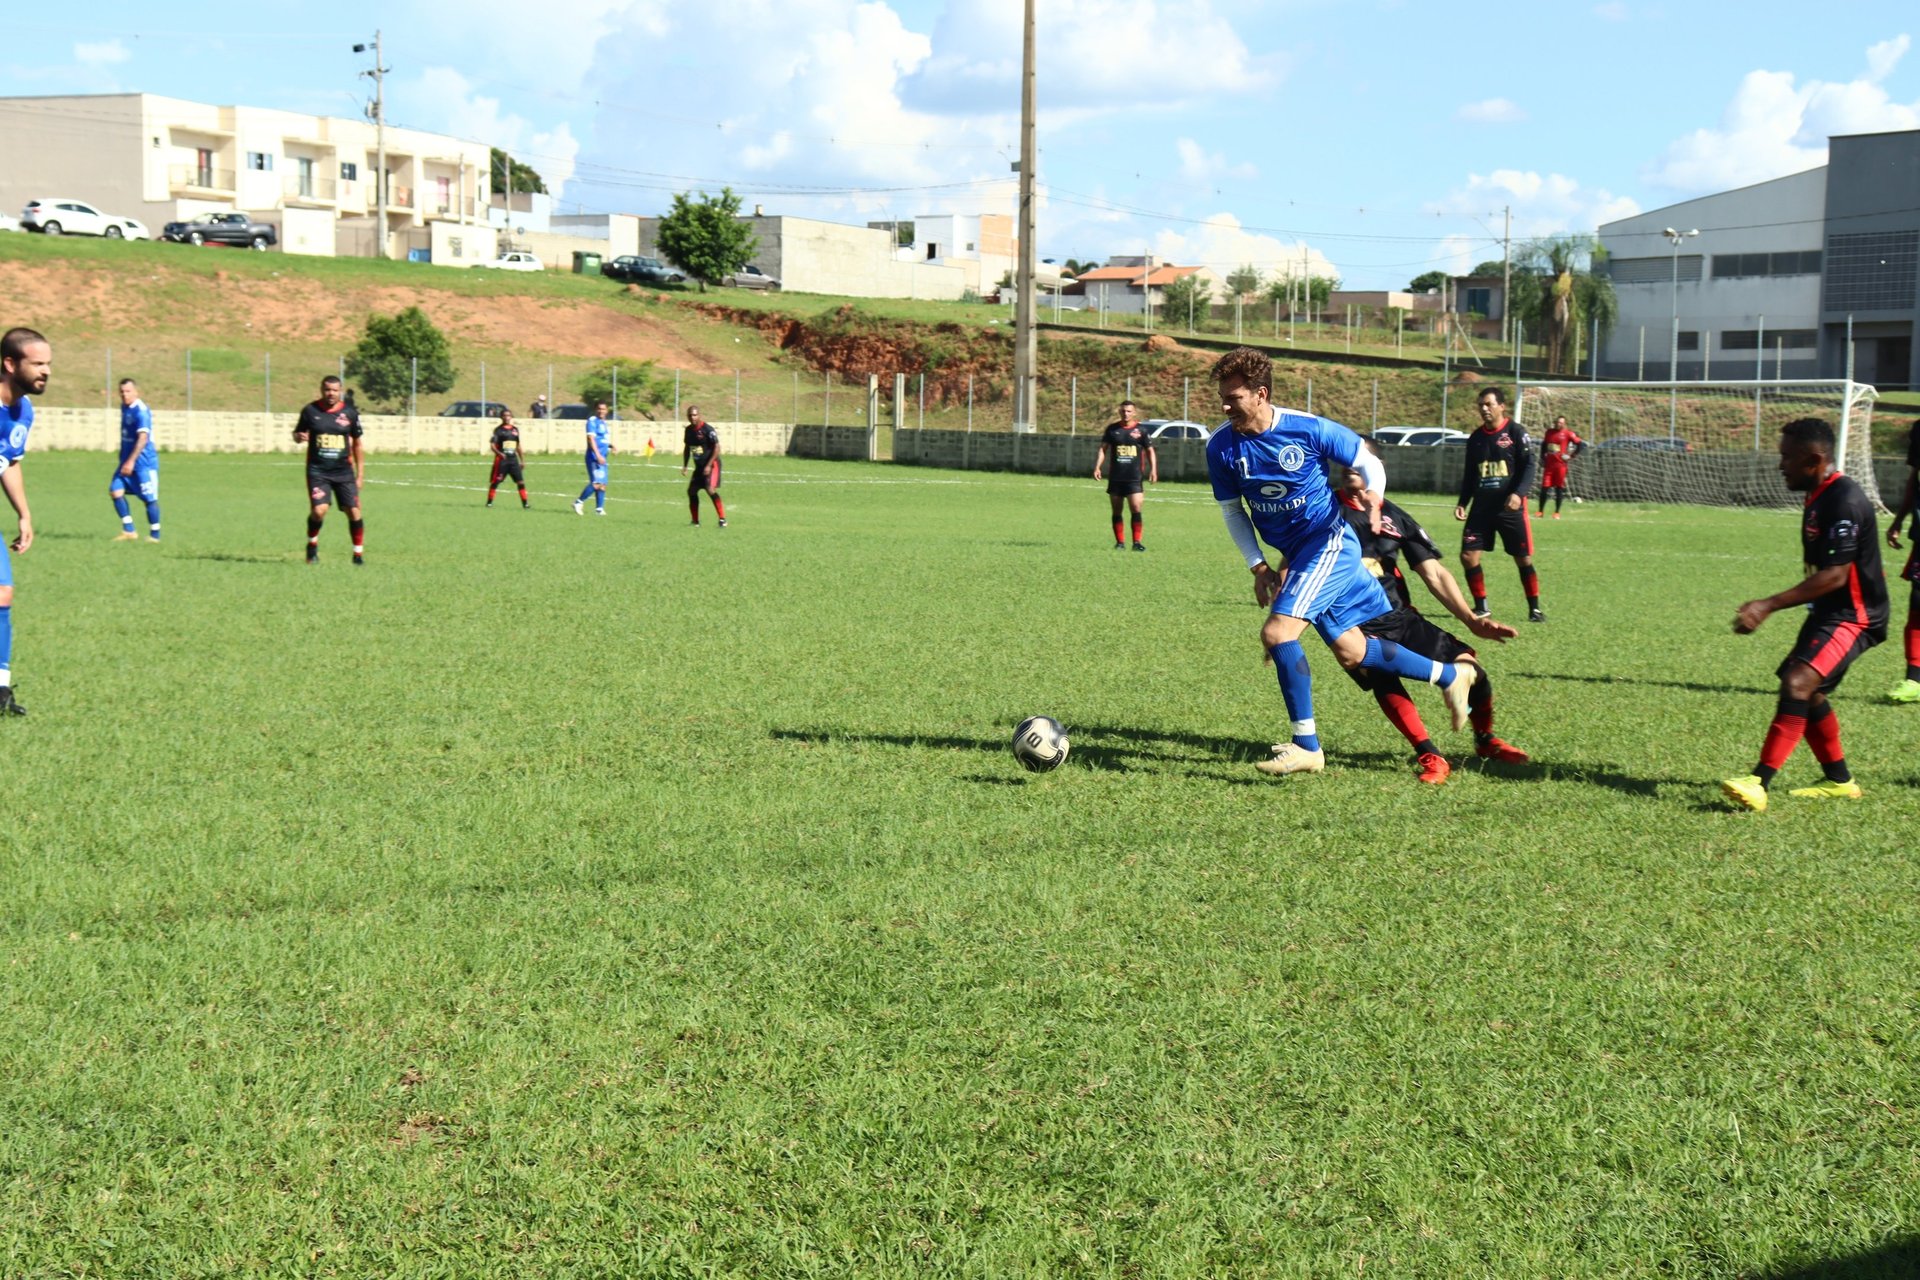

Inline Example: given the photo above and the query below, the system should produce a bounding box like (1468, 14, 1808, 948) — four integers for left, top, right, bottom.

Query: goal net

(1514, 379, 1884, 511)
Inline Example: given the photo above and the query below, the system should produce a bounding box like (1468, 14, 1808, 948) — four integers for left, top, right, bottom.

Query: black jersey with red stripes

(1802, 470, 1888, 628)
(1457, 418, 1536, 507)
(1339, 494, 1443, 613)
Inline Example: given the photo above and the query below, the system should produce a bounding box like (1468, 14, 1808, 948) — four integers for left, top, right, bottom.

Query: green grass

(2, 450, 1917, 1276)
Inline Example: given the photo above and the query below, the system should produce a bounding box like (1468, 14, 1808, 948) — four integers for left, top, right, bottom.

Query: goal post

(1514, 379, 1884, 512)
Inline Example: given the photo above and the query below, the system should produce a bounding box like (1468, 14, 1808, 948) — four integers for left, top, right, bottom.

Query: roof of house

(1075, 264, 1204, 286)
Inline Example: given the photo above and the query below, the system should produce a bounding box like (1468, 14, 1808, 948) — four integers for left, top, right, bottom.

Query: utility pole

(355, 32, 388, 259)
(1010, 0, 1039, 433)
(1500, 204, 1511, 346)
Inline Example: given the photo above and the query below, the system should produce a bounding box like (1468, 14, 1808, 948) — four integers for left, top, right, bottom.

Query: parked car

(160, 212, 277, 249)
(552, 404, 619, 420)
(0, 213, 19, 233)
(1371, 426, 1469, 447)
(1591, 435, 1694, 454)
(481, 251, 543, 272)
(723, 264, 781, 290)
(438, 401, 511, 419)
(21, 198, 148, 239)
(1143, 419, 1214, 441)
(602, 255, 684, 285)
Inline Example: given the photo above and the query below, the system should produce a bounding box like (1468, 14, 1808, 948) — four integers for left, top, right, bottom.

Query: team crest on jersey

(7, 425, 24, 450)
(1278, 444, 1306, 471)
(1496, 433, 1512, 447)
(1830, 519, 1856, 540)
(1258, 482, 1290, 499)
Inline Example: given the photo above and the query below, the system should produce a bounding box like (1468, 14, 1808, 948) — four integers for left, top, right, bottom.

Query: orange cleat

(1415, 752, 1451, 785)
(1474, 735, 1530, 764)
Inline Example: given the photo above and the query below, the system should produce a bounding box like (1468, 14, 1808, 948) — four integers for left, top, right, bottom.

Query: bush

(342, 306, 454, 410)
(578, 358, 674, 419)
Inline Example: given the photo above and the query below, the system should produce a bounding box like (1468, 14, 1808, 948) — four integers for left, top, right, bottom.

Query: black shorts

(1106, 480, 1144, 498)
(1461, 502, 1533, 556)
(307, 469, 359, 509)
(491, 455, 524, 484)
(1346, 606, 1475, 691)
(1780, 614, 1885, 693)
(688, 458, 722, 494)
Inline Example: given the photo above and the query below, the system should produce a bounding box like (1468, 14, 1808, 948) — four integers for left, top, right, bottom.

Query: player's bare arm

(1889, 469, 1916, 548)
(1092, 440, 1107, 481)
(120, 431, 146, 477)
(351, 437, 365, 487)
(2, 464, 32, 554)
(1146, 444, 1158, 485)
(1734, 564, 1851, 634)
(1413, 557, 1513, 640)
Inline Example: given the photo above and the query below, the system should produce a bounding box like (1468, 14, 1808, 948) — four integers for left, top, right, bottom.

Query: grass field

(2, 449, 1918, 1277)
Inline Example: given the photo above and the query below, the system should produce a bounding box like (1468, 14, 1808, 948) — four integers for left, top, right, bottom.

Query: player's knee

(0, 585, 12, 608)
(1779, 664, 1821, 700)
(1259, 616, 1294, 649)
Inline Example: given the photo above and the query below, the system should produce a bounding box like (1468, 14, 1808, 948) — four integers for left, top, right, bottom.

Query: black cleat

(1471, 605, 1490, 619)
(485, 500, 494, 508)
(1528, 607, 1546, 623)
(1113, 541, 1125, 551)
(522, 501, 530, 509)
(352, 553, 365, 567)
(0, 686, 24, 717)
(1132, 541, 1146, 552)
(305, 544, 319, 565)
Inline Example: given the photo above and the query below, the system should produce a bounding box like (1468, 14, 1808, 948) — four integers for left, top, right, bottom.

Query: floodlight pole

(1664, 226, 1697, 439)
(1009, 0, 1039, 434)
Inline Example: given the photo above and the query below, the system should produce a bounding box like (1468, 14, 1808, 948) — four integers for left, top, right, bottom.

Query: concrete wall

(428, 219, 499, 268)
(0, 94, 148, 226)
(280, 206, 338, 257)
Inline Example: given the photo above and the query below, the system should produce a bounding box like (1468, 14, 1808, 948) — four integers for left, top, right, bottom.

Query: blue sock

(113, 494, 133, 529)
(1267, 639, 1320, 751)
(0, 604, 11, 678)
(1361, 636, 1455, 688)
(145, 501, 161, 539)
(595, 489, 606, 510)
(578, 483, 595, 503)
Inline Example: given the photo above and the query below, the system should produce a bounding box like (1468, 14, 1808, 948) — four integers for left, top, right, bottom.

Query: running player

(681, 406, 726, 527)
(1334, 466, 1528, 784)
(575, 400, 613, 515)
(486, 408, 529, 509)
(1883, 417, 1920, 704)
(0, 327, 47, 717)
(294, 374, 365, 565)
(1454, 386, 1544, 621)
(1721, 418, 1887, 811)
(1092, 399, 1156, 550)
(110, 378, 161, 542)
(1536, 414, 1584, 519)
(1206, 346, 1477, 777)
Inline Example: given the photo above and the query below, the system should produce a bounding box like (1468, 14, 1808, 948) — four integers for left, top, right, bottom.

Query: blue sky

(13, 1, 1920, 288)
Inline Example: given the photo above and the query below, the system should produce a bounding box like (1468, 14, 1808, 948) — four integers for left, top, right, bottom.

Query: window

(1723, 329, 1816, 350)
(1464, 287, 1491, 316)
(1608, 255, 1702, 284)
(1710, 250, 1822, 279)
(340, 161, 358, 181)
(194, 148, 214, 186)
(1677, 331, 1700, 351)
(295, 156, 315, 197)
(1823, 231, 1919, 311)
(246, 151, 273, 172)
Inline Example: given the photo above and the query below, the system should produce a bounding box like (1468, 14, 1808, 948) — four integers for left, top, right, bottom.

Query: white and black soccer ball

(1012, 716, 1070, 772)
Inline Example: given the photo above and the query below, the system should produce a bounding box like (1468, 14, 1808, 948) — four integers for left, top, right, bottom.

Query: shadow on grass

(772, 721, 1260, 775)
(1759, 1237, 1920, 1279)
(1510, 670, 1774, 697)
(184, 551, 284, 564)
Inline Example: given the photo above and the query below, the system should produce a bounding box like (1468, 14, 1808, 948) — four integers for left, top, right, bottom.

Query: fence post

(792, 371, 798, 426)
(967, 375, 973, 431)
(481, 361, 488, 413)
(410, 357, 417, 418)
(105, 346, 112, 407)
(548, 364, 554, 420)
(674, 369, 682, 421)
(918, 373, 924, 429)
(1306, 378, 1313, 414)
(734, 369, 740, 423)
(264, 352, 271, 415)
(1371, 378, 1378, 430)
(610, 365, 617, 417)
(186, 349, 193, 415)
(1182, 377, 1189, 422)
(1070, 376, 1076, 435)
(824, 371, 831, 427)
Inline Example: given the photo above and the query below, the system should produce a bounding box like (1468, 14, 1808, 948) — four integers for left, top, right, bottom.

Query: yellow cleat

(1885, 679, 1920, 705)
(1256, 742, 1325, 776)
(1720, 774, 1768, 812)
(112, 531, 138, 541)
(1440, 661, 1478, 732)
(1787, 779, 1864, 800)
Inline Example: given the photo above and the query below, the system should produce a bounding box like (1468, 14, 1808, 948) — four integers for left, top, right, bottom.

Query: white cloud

(1645, 36, 1920, 193)
(1456, 97, 1524, 125)
(1150, 213, 1336, 282)
(74, 39, 130, 68)
(391, 67, 580, 194)
(1175, 138, 1257, 183)
(1429, 169, 1641, 238)
(1593, 2, 1628, 20)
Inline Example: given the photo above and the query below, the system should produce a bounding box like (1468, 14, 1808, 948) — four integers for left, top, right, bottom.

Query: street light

(1664, 227, 1697, 438)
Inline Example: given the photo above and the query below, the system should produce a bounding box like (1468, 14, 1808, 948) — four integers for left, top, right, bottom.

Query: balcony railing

(169, 165, 236, 193)
(284, 176, 338, 204)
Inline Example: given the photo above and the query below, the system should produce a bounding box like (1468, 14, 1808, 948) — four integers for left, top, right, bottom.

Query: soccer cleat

(522, 500, 530, 510)
(1414, 751, 1450, 785)
(1528, 608, 1546, 623)
(1472, 605, 1491, 619)
(0, 686, 23, 717)
(352, 553, 364, 566)
(305, 544, 319, 564)
(1788, 779, 1864, 800)
(113, 531, 138, 541)
(1885, 678, 1920, 704)
(1255, 742, 1325, 776)
(1113, 541, 1125, 551)
(1439, 663, 1478, 732)
(1132, 541, 1145, 552)
(1720, 774, 1769, 812)
(1475, 734, 1530, 764)
(485, 500, 494, 508)
(1552, 512, 1562, 520)
(573, 500, 584, 515)
(718, 518, 727, 528)
(595, 507, 606, 516)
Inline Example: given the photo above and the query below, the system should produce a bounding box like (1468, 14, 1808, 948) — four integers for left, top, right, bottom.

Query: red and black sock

(306, 514, 323, 545)
(348, 517, 365, 556)
(1519, 564, 1540, 610)
(1755, 695, 1810, 787)
(1130, 514, 1143, 544)
(713, 497, 726, 520)
(1804, 701, 1852, 782)
(690, 499, 700, 523)
(1465, 565, 1486, 609)
(1112, 518, 1124, 544)
(517, 485, 528, 502)
(1905, 601, 1920, 681)
(1372, 679, 1436, 755)
(487, 484, 499, 502)
(1468, 669, 1494, 736)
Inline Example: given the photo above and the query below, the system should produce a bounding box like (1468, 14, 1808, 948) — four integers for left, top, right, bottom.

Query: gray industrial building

(1598, 127, 1918, 390)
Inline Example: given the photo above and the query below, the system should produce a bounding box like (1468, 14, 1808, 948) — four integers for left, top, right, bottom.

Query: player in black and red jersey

(486, 408, 530, 509)
(1334, 467, 1528, 784)
(1454, 386, 1544, 621)
(1721, 417, 1888, 811)
(1883, 417, 1920, 705)
(681, 405, 725, 527)
(1536, 414, 1584, 518)
(1092, 399, 1157, 551)
(294, 374, 364, 565)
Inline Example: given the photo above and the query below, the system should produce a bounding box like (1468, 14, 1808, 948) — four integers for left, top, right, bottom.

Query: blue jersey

(0, 393, 32, 471)
(120, 399, 158, 469)
(1206, 408, 1365, 561)
(584, 417, 612, 462)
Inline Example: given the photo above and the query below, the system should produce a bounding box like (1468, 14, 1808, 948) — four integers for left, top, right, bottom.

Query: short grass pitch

(2, 451, 1916, 1276)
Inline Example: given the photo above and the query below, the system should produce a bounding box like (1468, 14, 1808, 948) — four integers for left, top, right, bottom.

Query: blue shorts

(586, 460, 608, 485)
(1273, 525, 1393, 644)
(0, 538, 11, 588)
(111, 466, 159, 501)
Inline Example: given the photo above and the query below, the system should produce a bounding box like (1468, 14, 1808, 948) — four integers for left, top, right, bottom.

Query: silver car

(724, 264, 781, 290)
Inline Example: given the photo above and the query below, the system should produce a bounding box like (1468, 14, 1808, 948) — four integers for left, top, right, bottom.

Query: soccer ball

(1012, 716, 1070, 772)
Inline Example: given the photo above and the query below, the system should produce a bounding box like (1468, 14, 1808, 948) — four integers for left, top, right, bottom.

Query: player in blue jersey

(574, 400, 614, 515)
(1206, 346, 1476, 776)
(0, 327, 49, 717)
(110, 378, 162, 542)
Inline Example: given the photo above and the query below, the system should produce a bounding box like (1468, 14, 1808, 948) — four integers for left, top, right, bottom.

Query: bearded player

(1454, 386, 1544, 622)
(0, 326, 48, 716)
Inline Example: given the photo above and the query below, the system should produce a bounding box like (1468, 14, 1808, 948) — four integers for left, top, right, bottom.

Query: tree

(656, 187, 759, 291)
(1407, 269, 1448, 293)
(1226, 263, 1262, 300)
(490, 147, 547, 196)
(1061, 258, 1096, 277)
(343, 306, 454, 410)
(1469, 259, 1505, 278)
(1509, 235, 1614, 374)
(1160, 273, 1214, 330)
(578, 358, 676, 419)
